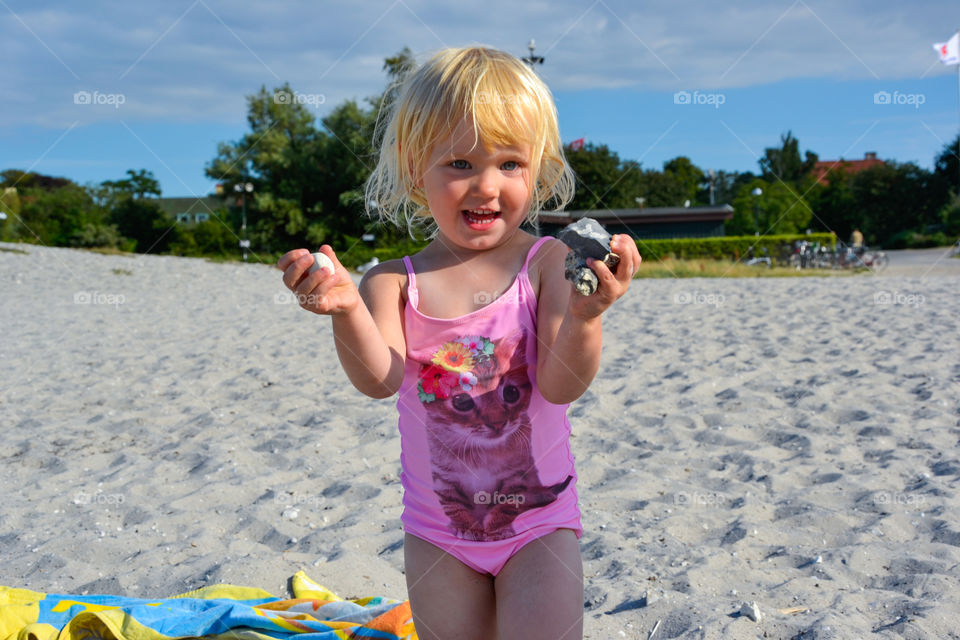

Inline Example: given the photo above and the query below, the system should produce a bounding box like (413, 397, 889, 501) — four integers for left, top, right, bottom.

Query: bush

(335, 235, 429, 268)
(885, 230, 956, 249)
(68, 223, 129, 249)
(941, 200, 960, 236)
(169, 217, 238, 257)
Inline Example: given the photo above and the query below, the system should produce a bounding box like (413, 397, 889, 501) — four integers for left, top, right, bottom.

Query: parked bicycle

(833, 241, 888, 271)
(783, 239, 888, 272)
(741, 246, 772, 268)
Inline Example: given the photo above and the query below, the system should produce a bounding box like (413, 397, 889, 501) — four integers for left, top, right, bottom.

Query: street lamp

(751, 187, 763, 236)
(522, 39, 544, 68)
(234, 182, 254, 261)
(634, 197, 645, 209)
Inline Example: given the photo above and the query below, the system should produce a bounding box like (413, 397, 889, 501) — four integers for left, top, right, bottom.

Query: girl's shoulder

(525, 236, 569, 297)
(358, 257, 410, 304)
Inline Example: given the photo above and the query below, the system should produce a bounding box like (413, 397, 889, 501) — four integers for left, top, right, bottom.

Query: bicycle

(741, 246, 772, 268)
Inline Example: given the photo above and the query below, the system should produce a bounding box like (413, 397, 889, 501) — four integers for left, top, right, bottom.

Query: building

(810, 152, 884, 186)
(537, 205, 735, 239)
(156, 197, 226, 224)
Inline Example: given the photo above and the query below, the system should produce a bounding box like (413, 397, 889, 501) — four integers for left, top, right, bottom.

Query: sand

(2, 241, 959, 639)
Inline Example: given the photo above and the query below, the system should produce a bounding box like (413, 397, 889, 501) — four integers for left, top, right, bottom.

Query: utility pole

(234, 182, 253, 261)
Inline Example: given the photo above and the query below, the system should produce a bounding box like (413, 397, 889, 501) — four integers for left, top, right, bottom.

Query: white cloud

(1, 0, 955, 130)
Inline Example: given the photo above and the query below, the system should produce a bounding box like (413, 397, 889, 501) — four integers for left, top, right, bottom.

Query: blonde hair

(365, 46, 575, 237)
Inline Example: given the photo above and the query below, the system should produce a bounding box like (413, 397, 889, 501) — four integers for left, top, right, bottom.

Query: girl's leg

(404, 533, 497, 640)
(494, 528, 583, 640)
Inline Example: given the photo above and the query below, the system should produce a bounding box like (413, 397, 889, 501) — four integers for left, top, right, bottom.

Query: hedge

(315, 232, 838, 269)
(632, 233, 836, 263)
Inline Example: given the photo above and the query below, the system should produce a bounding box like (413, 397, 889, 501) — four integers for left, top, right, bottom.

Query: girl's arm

(279, 247, 406, 399)
(333, 262, 407, 398)
(534, 235, 641, 405)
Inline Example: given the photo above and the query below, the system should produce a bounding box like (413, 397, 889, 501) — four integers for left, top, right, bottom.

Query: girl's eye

(501, 161, 520, 171)
(450, 159, 470, 169)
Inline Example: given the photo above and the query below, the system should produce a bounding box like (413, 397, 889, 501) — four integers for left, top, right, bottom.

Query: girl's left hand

(568, 234, 642, 320)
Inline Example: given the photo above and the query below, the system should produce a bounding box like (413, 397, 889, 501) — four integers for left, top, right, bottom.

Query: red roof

(811, 152, 884, 185)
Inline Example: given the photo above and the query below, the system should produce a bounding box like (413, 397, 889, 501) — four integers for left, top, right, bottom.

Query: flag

(932, 33, 959, 65)
(569, 138, 585, 151)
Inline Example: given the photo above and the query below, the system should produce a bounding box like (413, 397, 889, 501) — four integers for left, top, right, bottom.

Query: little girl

(279, 46, 640, 640)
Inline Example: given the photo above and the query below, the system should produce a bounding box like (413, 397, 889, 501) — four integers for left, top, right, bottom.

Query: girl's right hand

(277, 246, 360, 315)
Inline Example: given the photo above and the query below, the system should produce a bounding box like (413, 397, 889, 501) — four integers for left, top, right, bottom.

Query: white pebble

(309, 252, 335, 275)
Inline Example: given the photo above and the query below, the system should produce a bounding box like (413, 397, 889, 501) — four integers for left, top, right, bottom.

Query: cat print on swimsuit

(418, 330, 572, 541)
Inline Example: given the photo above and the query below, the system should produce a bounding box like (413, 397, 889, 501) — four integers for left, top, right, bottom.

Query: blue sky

(2, 0, 958, 198)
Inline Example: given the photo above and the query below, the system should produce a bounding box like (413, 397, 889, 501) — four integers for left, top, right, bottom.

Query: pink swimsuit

(397, 237, 582, 576)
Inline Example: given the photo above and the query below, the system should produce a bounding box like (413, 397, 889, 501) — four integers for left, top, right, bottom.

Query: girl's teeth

(465, 211, 497, 224)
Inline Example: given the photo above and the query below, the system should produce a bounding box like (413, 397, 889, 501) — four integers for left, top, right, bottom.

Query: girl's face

(420, 116, 533, 251)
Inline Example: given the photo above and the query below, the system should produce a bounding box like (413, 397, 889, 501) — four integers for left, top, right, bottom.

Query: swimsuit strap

(401, 255, 419, 308)
(521, 236, 554, 275)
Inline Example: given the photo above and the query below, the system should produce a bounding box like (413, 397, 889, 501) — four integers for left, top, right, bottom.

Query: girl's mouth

(462, 209, 501, 228)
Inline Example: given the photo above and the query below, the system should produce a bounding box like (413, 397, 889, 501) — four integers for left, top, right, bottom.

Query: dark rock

(558, 218, 619, 295)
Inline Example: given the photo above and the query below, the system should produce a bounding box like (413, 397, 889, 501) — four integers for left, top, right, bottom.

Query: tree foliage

(204, 48, 416, 254)
(759, 131, 818, 183)
(729, 179, 812, 236)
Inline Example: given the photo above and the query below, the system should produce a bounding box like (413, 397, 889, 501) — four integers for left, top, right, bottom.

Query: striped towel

(0, 570, 417, 640)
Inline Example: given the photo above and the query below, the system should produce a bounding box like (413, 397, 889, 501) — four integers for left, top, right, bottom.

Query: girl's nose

(472, 167, 499, 198)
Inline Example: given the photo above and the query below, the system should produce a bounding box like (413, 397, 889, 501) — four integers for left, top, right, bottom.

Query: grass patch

(0, 246, 28, 254)
(635, 257, 854, 278)
(85, 247, 136, 257)
(111, 268, 133, 276)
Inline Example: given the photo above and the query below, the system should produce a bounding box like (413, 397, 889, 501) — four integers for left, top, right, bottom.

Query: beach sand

(2, 241, 959, 638)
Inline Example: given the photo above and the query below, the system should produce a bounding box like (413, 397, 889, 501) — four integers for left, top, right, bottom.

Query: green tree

(0, 172, 113, 246)
(759, 131, 818, 183)
(566, 143, 630, 210)
(206, 83, 321, 252)
(729, 179, 812, 236)
(0, 170, 72, 191)
(0, 187, 22, 241)
(851, 162, 939, 245)
(205, 49, 415, 254)
(108, 197, 175, 252)
(931, 133, 960, 221)
(806, 175, 859, 240)
(662, 156, 706, 206)
(102, 169, 162, 200)
(705, 170, 755, 206)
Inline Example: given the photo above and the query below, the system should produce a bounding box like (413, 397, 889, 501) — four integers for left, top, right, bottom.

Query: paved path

(879, 246, 960, 277)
